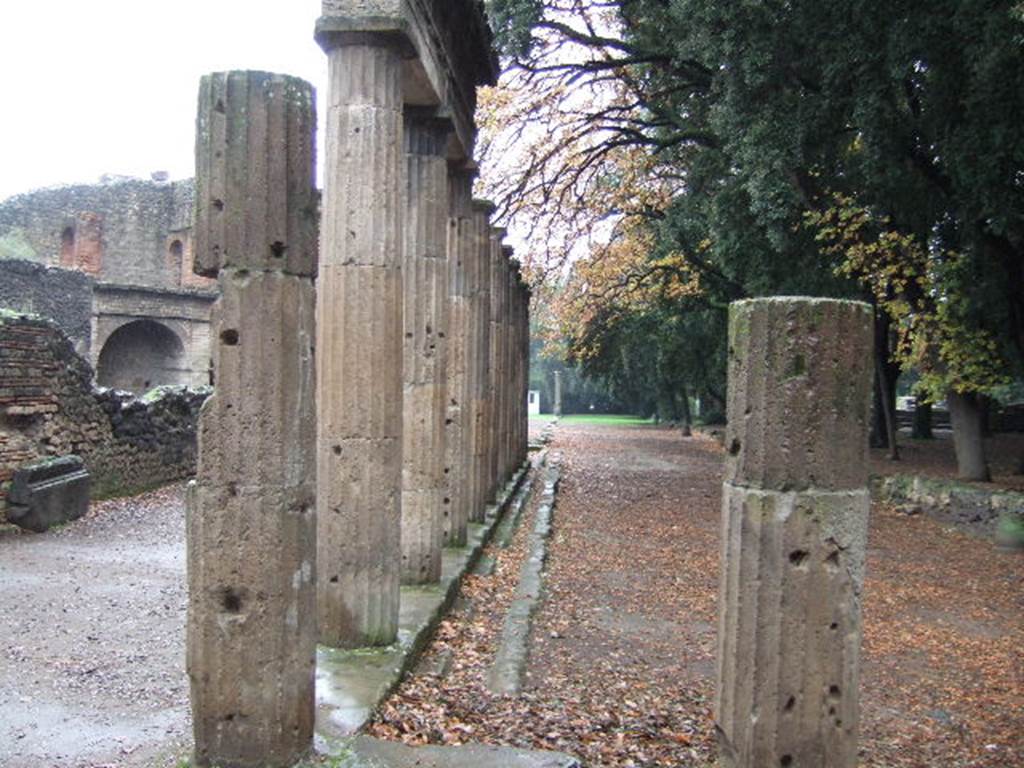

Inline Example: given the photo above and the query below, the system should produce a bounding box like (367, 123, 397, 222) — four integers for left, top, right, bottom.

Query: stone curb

(488, 451, 562, 695)
(494, 448, 545, 548)
(316, 461, 531, 746)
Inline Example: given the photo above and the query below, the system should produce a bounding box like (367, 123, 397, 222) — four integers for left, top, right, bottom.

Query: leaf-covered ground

(369, 423, 1022, 767)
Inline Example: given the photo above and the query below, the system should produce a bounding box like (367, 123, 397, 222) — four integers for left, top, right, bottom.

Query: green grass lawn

(529, 413, 653, 426)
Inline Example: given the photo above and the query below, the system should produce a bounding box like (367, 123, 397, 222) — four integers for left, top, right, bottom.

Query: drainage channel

(488, 450, 562, 695)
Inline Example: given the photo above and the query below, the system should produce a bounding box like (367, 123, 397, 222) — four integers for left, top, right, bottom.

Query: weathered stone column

(487, 229, 506, 499)
(553, 370, 563, 417)
(401, 113, 450, 584)
(469, 201, 494, 520)
(716, 297, 874, 768)
(443, 167, 475, 546)
(316, 30, 404, 648)
(502, 248, 517, 479)
(187, 71, 318, 768)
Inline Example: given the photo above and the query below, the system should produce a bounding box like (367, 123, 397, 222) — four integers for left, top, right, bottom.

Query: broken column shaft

(316, 38, 404, 647)
(716, 297, 874, 768)
(187, 71, 318, 768)
(401, 114, 450, 585)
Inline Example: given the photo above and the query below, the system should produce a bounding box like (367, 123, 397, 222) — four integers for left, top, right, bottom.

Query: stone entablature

(316, 0, 498, 162)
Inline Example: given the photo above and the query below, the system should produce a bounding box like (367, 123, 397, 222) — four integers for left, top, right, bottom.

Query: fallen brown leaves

(371, 424, 1023, 767)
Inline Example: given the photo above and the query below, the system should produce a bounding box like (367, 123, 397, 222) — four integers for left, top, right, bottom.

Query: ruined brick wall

(0, 260, 94, 356)
(0, 177, 214, 291)
(0, 312, 209, 520)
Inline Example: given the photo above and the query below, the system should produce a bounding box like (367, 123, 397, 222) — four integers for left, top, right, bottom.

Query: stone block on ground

(6, 456, 90, 532)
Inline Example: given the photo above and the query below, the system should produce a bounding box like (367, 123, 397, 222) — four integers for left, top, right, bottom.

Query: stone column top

(472, 199, 497, 215)
(405, 111, 453, 156)
(502, 245, 515, 259)
(725, 296, 873, 492)
(194, 71, 318, 279)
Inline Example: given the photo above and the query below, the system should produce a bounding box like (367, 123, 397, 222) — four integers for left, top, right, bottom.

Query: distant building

(0, 177, 215, 393)
(527, 389, 540, 416)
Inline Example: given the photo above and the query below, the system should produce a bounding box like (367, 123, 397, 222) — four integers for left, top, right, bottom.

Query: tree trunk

(874, 355, 900, 460)
(870, 311, 900, 451)
(947, 390, 991, 481)
(912, 400, 933, 440)
(678, 386, 692, 437)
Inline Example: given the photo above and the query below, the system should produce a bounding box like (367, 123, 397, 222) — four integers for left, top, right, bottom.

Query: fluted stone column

(187, 71, 318, 768)
(443, 168, 475, 546)
(401, 114, 450, 584)
(469, 201, 494, 520)
(716, 297, 874, 768)
(501, 247, 516, 480)
(317, 36, 404, 648)
(520, 280, 531, 464)
(486, 229, 505, 499)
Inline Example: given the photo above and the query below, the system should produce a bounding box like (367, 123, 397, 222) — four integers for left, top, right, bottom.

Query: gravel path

(0, 484, 190, 768)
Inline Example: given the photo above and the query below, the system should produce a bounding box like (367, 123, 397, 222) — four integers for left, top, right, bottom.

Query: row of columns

(185, 52, 530, 768)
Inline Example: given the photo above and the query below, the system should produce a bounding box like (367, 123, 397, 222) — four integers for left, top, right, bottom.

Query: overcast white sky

(0, 0, 325, 201)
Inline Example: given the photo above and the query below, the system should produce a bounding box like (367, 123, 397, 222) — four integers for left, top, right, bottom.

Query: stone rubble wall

(0, 259, 95, 356)
(872, 473, 1024, 534)
(0, 311, 209, 521)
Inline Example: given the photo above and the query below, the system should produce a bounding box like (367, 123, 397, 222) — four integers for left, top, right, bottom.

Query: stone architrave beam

(316, 36, 405, 649)
(187, 70, 318, 768)
(401, 113, 451, 585)
(715, 297, 874, 768)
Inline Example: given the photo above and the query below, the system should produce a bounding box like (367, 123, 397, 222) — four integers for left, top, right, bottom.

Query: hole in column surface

(445, 418, 453, 425)
(828, 706, 836, 716)
(443, 497, 451, 504)
(835, 719, 843, 728)
(784, 696, 795, 712)
(333, 445, 342, 455)
(227, 482, 238, 498)
(405, 332, 414, 339)
(780, 756, 793, 767)
(220, 587, 243, 613)
(729, 438, 741, 456)
(830, 621, 839, 631)
(214, 99, 225, 113)
(223, 713, 236, 722)
(444, 467, 450, 474)
(213, 198, 225, 212)
(829, 685, 841, 699)
(439, 332, 446, 339)
(221, 329, 240, 346)
(354, 126, 361, 134)
(329, 575, 339, 584)
(270, 241, 287, 259)
(789, 550, 809, 566)
(825, 550, 840, 570)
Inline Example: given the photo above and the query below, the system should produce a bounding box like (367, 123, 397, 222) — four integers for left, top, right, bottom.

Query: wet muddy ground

(0, 486, 190, 767)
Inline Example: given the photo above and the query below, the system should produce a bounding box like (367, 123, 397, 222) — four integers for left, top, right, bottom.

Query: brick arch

(96, 319, 188, 394)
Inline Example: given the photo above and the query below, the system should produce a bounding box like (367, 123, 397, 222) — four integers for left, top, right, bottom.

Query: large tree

(483, 0, 1024, 478)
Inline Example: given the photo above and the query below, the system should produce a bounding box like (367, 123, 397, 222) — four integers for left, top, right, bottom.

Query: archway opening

(97, 320, 187, 394)
(60, 226, 75, 266)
